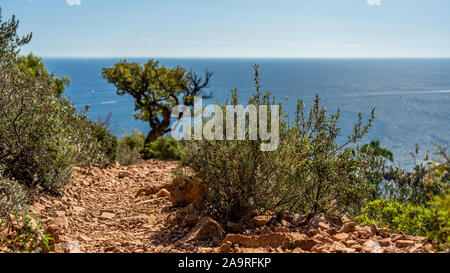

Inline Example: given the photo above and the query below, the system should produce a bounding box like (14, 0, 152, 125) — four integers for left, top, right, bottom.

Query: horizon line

(39, 56, 450, 59)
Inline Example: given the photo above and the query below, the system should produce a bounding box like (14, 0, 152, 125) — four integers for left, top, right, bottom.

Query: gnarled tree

(102, 60, 212, 144)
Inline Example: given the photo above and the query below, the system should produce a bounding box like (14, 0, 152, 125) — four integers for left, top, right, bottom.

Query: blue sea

(44, 58, 450, 169)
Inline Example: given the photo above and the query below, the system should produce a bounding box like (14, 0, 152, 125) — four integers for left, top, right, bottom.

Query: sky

(1, 0, 450, 58)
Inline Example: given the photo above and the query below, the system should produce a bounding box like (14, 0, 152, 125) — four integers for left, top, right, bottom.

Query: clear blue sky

(2, 0, 450, 58)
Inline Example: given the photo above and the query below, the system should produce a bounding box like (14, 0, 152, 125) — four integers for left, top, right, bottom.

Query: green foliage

(103, 59, 212, 144)
(356, 199, 426, 235)
(0, 173, 53, 253)
(181, 65, 375, 221)
(0, 7, 32, 63)
(0, 61, 116, 192)
(356, 196, 449, 246)
(359, 145, 387, 201)
(0, 10, 116, 193)
(117, 130, 145, 166)
(0, 174, 28, 219)
(384, 144, 449, 206)
(0, 64, 76, 193)
(1, 212, 53, 253)
(87, 114, 118, 164)
(425, 143, 449, 187)
(57, 104, 118, 168)
(16, 53, 71, 97)
(425, 192, 450, 245)
(142, 137, 183, 160)
(361, 141, 393, 162)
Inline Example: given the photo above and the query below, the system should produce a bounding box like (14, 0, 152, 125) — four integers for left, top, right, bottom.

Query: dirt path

(31, 159, 184, 253)
(27, 159, 440, 254)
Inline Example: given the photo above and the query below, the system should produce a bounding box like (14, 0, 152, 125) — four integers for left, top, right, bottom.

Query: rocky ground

(2, 159, 443, 253)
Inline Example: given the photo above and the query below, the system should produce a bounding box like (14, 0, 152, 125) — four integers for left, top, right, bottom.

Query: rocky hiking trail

(29, 159, 183, 253)
(24, 159, 439, 253)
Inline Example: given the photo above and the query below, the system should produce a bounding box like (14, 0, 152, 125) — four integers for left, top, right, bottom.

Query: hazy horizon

(40, 56, 450, 60)
(3, 0, 450, 58)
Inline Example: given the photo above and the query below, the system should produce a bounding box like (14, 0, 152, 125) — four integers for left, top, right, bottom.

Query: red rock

(344, 240, 359, 247)
(219, 241, 234, 253)
(65, 241, 81, 253)
(362, 240, 382, 253)
(377, 228, 390, 238)
(156, 189, 170, 197)
(291, 233, 319, 251)
(181, 217, 224, 243)
(396, 240, 416, 248)
(221, 233, 292, 249)
(329, 242, 356, 253)
(311, 243, 331, 253)
(100, 212, 115, 220)
(333, 233, 349, 242)
(313, 234, 334, 244)
(379, 238, 392, 247)
(391, 233, 406, 242)
(340, 222, 357, 233)
(292, 214, 306, 226)
(370, 223, 378, 233)
(351, 244, 362, 251)
(326, 228, 338, 236)
(118, 171, 131, 179)
(308, 213, 330, 229)
(168, 177, 206, 207)
(252, 215, 272, 227)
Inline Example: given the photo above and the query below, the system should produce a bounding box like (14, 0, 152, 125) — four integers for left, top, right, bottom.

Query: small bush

(0, 64, 76, 193)
(78, 112, 118, 165)
(1, 212, 53, 253)
(0, 61, 117, 193)
(63, 106, 119, 167)
(356, 196, 449, 247)
(117, 130, 145, 166)
(181, 65, 375, 221)
(142, 137, 183, 160)
(425, 192, 449, 246)
(0, 174, 28, 219)
(356, 199, 426, 236)
(0, 174, 52, 252)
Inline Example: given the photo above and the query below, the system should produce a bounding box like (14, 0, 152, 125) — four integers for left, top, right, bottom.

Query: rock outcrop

(168, 177, 206, 207)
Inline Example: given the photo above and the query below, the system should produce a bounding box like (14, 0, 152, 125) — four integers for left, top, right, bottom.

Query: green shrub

(1, 10, 116, 192)
(142, 137, 183, 160)
(0, 60, 117, 193)
(1, 211, 53, 253)
(425, 192, 449, 246)
(181, 65, 375, 221)
(59, 104, 119, 168)
(0, 173, 28, 219)
(15, 53, 117, 167)
(76, 112, 118, 165)
(0, 64, 76, 193)
(356, 199, 426, 235)
(0, 173, 53, 253)
(384, 144, 449, 206)
(356, 197, 449, 246)
(117, 130, 145, 166)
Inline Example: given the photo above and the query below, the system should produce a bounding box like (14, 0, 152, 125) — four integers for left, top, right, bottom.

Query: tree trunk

(145, 127, 165, 145)
(144, 106, 172, 145)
